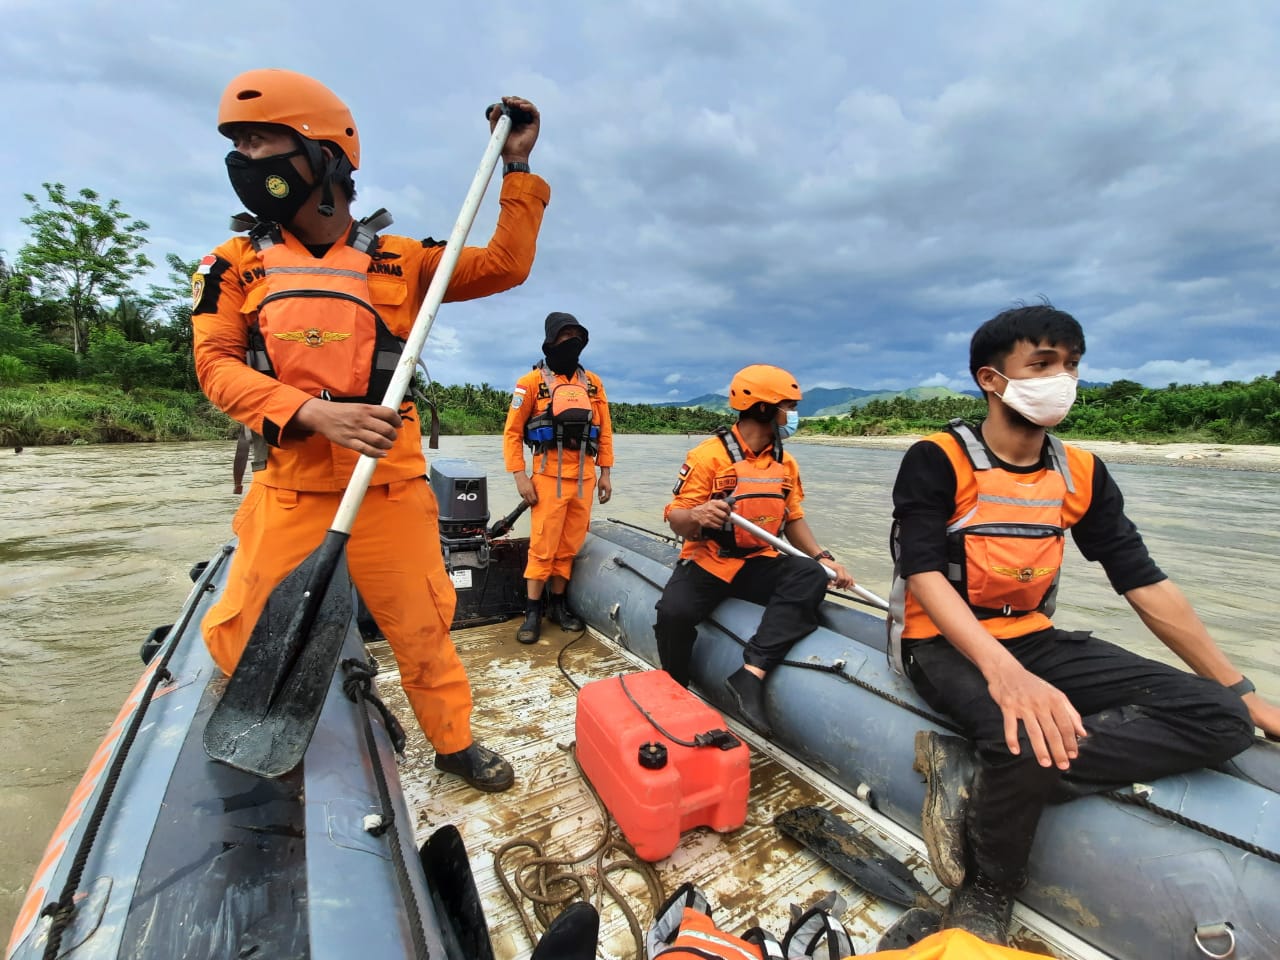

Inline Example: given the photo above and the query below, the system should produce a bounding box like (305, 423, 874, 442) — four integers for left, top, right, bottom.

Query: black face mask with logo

(543, 336, 585, 376)
(225, 150, 315, 224)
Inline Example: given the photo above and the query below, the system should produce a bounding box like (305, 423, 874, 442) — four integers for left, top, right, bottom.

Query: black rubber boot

(943, 870, 1014, 946)
(914, 729, 975, 889)
(546, 592, 584, 632)
(531, 901, 599, 960)
(516, 598, 542, 645)
(434, 742, 515, 793)
(724, 666, 772, 735)
(876, 907, 943, 950)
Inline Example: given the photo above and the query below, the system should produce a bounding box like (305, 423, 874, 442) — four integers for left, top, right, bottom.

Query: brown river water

(2, 435, 1278, 934)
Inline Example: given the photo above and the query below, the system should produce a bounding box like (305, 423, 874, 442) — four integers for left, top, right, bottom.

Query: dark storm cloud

(2, 0, 1277, 401)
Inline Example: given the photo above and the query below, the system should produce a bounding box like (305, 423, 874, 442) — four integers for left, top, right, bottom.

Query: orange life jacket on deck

(244, 211, 404, 404)
(703, 427, 792, 558)
(888, 420, 1094, 672)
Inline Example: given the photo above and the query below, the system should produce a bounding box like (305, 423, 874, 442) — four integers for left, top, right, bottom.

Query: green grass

(0, 383, 236, 446)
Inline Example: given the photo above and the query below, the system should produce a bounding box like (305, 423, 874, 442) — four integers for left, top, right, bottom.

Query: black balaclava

(542, 311, 589, 376)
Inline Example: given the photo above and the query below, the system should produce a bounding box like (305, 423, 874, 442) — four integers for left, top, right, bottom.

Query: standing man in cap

(503, 312, 614, 644)
(193, 68, 550, 792)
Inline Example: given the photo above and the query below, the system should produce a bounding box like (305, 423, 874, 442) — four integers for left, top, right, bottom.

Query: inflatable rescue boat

(568, 519, 1280, 960)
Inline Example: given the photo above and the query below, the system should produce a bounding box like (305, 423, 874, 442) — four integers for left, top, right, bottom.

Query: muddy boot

(546, 592, 584, 632)
(943, 870, 1014, 946)
(434, 742, 515, 793)
(516, 598, 542, 645)
(876, 907, 943, 950)
(531, 901, 599, 960)
(725, 667, 772, 735)
(913, 729, 975, 890)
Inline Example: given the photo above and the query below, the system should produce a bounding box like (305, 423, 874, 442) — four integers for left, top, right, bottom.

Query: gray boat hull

(7, 543, 465, 960)
(569, 520, 1280, 960)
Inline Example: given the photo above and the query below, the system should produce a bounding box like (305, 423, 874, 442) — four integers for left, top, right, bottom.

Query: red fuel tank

(575, 669, 751, 861)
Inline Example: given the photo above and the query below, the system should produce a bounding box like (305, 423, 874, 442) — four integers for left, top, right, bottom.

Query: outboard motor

(429, 458, 528, 628)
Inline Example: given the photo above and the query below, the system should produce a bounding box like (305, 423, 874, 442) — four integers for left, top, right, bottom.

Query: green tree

(16, 183, 153, 355)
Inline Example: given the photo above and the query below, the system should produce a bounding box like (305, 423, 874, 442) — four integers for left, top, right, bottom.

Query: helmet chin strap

(295, 137, 350, 217)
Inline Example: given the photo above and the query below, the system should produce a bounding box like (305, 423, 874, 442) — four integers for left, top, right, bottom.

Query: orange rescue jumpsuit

(664, 426, 806, 581)
(193, 172, 550, 753)
(502, 367, 613, 582)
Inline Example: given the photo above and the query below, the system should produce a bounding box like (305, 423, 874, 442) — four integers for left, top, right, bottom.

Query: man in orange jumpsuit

(502, 312, 613, 644)
(656, 364, 855, 734)
(193, 68, 550, 791)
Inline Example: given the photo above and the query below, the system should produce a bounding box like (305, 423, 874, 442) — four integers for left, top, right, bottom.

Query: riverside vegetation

(2, 183, 1276, 447)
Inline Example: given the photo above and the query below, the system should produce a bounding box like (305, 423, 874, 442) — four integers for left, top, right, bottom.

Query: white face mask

(991, 370, 1078, 427)
(778, 408, 800, 439)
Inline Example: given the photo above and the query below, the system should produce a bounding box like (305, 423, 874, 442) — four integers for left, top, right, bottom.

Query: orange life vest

(647, 882, 852, 959)
(888, 420, 1094, 672)
(703, 427, 791, 558)
(245, 211, 404, 404)
(523, 363, 601, 496)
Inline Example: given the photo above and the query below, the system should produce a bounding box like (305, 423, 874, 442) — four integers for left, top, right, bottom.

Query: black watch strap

(1229, 675, 1256, 697)
(503, 161, 531, 176)
(814, 549, 834, 561)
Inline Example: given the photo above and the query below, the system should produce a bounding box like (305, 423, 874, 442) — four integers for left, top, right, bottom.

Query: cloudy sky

(3, 1, 1278, 402)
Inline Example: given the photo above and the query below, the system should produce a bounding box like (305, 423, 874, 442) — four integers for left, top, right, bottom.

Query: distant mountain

(661, 380, 1109, 418)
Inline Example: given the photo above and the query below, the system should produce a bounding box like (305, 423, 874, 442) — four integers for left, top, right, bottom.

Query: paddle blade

(775, 805, 933, 908)
(204, 532, 353, 778)
(420, 824, 496, 960)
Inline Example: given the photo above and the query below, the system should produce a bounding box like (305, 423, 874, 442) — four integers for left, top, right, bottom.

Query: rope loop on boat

(494, 742, 664, 956)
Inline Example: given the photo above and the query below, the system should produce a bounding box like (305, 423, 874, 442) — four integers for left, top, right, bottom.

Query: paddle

(726, 512, 890, 610)
(204, 107, 523, 778)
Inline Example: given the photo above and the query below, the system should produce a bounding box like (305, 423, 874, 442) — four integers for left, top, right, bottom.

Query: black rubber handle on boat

(488, 500, 531, 539)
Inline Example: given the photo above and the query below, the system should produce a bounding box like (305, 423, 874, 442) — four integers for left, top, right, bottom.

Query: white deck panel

(374, 623, 1099, 960)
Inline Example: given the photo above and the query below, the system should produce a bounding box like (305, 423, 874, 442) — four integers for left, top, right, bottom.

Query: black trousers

(906, 628, 1255, 889)
(653, 554, 830, 687)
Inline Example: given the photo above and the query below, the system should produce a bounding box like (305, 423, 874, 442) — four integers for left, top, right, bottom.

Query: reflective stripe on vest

(244, 219, 403, 404)
(523, 364, 600, 497)
(703, 427, 790, 558)
(888, 419, 1077, 673)
(657, 909, 766, 960)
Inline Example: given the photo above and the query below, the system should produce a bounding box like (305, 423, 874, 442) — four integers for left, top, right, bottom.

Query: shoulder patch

(671, 462, 692, 495)
(192, 254, 231, 315)
(511, 391, 524, 409)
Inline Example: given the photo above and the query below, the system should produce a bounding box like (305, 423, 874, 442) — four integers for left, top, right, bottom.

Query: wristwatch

(503, 161, 531, 176)
(1229, 676, 1256, 697)
(813, 549, 835, 561)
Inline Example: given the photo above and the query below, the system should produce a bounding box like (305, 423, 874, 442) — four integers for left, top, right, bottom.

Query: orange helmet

(218, 69, 360, 169)
(728, 364, 802, 410)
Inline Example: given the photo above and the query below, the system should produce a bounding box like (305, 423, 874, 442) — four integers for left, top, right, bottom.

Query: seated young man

(655, 364, 855, 735)
(889, 304, 1277, 944)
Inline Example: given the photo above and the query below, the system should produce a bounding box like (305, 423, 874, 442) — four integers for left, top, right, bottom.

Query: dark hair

(738, 401, 777, 425)
(969, 303, 1085, 385)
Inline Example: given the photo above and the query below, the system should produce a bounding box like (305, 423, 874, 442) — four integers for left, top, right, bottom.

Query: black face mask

(225, 150, 315, 224)
(543, 336, 585, 375)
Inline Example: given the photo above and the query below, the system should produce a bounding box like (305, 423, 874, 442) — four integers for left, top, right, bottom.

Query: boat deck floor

(373, 620, 1078, 960)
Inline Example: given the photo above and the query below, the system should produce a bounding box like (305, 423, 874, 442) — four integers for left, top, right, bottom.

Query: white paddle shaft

(331, 113, 515, 534)
(727, 512, 890, 611)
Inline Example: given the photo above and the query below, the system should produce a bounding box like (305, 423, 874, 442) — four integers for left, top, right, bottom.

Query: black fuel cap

(638, 741, 668, 769)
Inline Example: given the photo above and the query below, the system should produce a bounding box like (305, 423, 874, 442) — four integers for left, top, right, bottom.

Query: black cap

(543, 311, 588, 349)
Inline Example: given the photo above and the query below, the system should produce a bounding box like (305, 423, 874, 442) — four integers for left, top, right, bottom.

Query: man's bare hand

(514, 472, 538, 506)
(690, 499, 731, 530)
(824, 560, 856, 590)
(292, 398, 400, 456)
(1245, 692, 1280, 740)
(490, 96, 540, 162)
(986, 661, 1088, 769)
